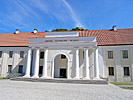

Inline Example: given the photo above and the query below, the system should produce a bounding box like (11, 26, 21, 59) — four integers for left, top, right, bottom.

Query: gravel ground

(0, 80, 133, 100)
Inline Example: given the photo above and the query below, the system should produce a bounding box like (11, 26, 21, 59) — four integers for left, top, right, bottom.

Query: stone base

(10, 77, 108, 84)
(31, 75, 39, 78)
(23, 75, 30, 78)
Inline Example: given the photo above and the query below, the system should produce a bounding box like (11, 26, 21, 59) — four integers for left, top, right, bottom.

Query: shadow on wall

(6, 55, 26, 78)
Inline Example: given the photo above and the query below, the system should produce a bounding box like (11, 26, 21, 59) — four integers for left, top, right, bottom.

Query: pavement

(118, 85, 133, 87)
(0, 80, 133, 100)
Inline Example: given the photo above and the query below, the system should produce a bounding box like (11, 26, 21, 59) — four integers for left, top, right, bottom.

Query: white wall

(0, 47, 27, 77)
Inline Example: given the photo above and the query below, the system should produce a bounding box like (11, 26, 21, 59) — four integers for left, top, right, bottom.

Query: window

(83, 51, 84, 58)
(61, 54, 66, 59)
(108, 51, 113, 59)
(0, 51, 2, 58)
(122, 50, 128, 59)
(40, 52, 44, 59)
(9, 51, 13, 58)
(18, 65, 23, 73)
(39, 66, 43, 75)
(8, 65, 12, 73)
(20, 51, 24, 58)
(108, 67, 114, 75)
(124, 67, 130, 76)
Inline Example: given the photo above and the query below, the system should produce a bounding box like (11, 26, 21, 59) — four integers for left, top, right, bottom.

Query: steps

(10, 77, 108, 84)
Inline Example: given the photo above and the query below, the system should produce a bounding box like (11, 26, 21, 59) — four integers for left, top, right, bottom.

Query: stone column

(94, 47, 100, 79)
(1, 50, 8, 77)
(12, 50, 19, 73)
(84, 48, 90, 79)
(131, 49, 133, 82)
(32, 48, 40, 78)
(41, 48, 48, 78)
(73, 48, 79, 79)
(115, 49, 122, 82)
(23, 48, 32, 78)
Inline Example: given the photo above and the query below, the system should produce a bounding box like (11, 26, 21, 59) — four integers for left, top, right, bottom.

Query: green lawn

(0, 78, 7, 80)
(110, 82, 133, 85)
(121, 87, 133, 90)
(110, 82, 133, 90)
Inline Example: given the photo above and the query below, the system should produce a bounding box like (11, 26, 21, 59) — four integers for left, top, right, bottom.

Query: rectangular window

(8, 65, 12, 73)
(108, 67, 114, 75)
(83, 51, 84, 58)
(108, 51, 113, 59)
(20, 51, 24, 58)
(61, 54, 66, 59)
(9, 51, 13, 58)
(122, 50, 128, 59)
(124, 67, 130, 76)
(18, 65, 23, 73)
(40, 52, 44, 59)
(39, 66, 43, 75)
(0, 51, 2, 58)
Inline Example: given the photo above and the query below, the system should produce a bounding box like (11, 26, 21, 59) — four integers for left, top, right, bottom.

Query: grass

(110, 82, 133, 85)
(0, 78, 7, 80)
(110, 82, 133, 90)
(121, 87, 133, 90)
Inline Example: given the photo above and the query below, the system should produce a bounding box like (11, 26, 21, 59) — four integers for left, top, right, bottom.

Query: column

(84, 48, 90, 79)
(94, 47, 100, 79)
(32, 48, 40, 78)
(115, 49, 122, 82)
(41, 48, 48, 78)
(12, 50, 19, 73)
(23, 49, 32, 78)
(73, 48, 79, 79)
(1, 50, 8, 77)
(131, 49, 133, 82)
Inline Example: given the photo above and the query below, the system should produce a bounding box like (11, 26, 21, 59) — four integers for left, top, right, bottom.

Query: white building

(0, 27, 133, 82)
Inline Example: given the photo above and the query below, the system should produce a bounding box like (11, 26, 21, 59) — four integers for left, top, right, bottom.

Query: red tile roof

(0, 32, 45, 46)
(79, 28, 133, 46)
(0, 28, 133, 46)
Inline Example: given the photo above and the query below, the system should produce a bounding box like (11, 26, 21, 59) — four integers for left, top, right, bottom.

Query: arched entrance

(51, 51, 71, 79)
(54, 54, 68, 78)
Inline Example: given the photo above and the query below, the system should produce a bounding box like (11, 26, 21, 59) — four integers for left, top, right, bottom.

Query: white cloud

(62, 0, 83, 27)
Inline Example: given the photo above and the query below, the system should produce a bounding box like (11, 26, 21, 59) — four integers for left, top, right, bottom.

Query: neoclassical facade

(0, 27, 133, 82)
(24, 33, 99, 79)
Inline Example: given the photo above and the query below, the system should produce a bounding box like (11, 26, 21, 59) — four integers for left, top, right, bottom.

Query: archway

(54, 54, 68, 78)
(51, 51, 71, 78)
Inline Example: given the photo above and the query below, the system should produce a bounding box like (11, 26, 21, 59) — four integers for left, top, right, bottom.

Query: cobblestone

(0, 80, 133, 100)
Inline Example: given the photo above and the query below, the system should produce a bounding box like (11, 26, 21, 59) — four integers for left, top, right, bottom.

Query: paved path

(118, 85, 133, 87)
(0, 80, 133, 100)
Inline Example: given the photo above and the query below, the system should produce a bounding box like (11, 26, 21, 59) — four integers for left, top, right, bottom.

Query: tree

(52, 28, 68, 32)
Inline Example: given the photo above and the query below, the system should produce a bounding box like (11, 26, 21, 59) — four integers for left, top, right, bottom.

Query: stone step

(10, 77, 108, 84)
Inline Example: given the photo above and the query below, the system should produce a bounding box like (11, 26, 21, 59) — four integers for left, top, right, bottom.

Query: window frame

(40, 52, 44, 59)
(8, 65, 12, 73)
(0, 51, 2, 58)
(9, 51, 13, 58)
(108, 67, 114, 76)
(123, 67, 130, 76)
(122, 50, 128, 59)
(61, 54, 66, 59)
(20, 51, 24, 58)
(108, 51, 113, 59)
(18, 65, 23, 73)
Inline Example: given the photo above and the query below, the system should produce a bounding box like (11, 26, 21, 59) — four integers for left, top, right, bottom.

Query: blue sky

(0, 0, 133, 33)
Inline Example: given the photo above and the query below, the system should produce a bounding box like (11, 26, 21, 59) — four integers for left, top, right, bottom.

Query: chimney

(16, 29, 20, 34)
(34, 29, 38, 33)
(112, 25, 117, 31)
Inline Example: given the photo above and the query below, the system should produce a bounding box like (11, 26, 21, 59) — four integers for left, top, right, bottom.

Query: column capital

(74, 47, 79, 49)
(27, 47, 32, 49)
(35, 47, 40, 49)
(93, 46, 99, 48)
(44, 47, 48, 49)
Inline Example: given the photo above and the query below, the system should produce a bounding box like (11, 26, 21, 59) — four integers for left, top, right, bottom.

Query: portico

(23, 32, 100, 80)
